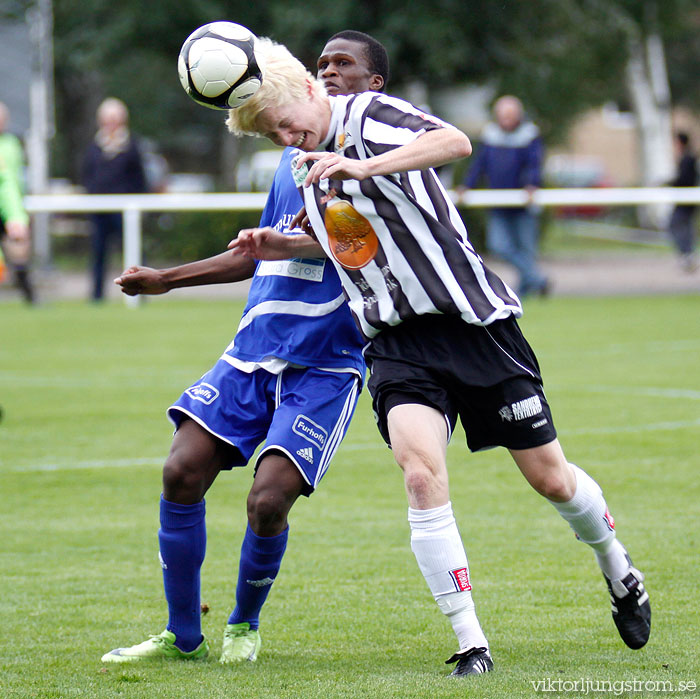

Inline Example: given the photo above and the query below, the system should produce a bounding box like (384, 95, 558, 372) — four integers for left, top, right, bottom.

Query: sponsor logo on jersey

(257, 258, 325, 282)
(272, 212, 297, 233)
(450, 567, 472, 592)
(293, 415, 327, 450)
(499, 396, 543, 422)
(185, 382, 220, 405)
(296, 446, 314, 464)
(324, 198, 379, 270)
(290, 152, 309, 187)
(246, 576, 275, 588)
(498, 406, 514, 422)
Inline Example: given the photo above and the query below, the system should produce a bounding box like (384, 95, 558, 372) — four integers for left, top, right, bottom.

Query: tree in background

(4, 0, 700, 192)
(595, 0, 698, 195)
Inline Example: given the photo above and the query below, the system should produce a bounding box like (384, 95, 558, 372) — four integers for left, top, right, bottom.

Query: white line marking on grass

(580, 385, 700, 401)
(560, 417, 700, 436)
(0, 372, 184, 389)
(9, 444, 382, 472)
(592, 339, 700, 356)
(10, 457, 164, 472)
(0, 373, 93, 388)
(342, 442, 384, 451)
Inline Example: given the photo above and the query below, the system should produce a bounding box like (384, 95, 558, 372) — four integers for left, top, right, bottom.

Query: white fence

(24, 187, 700, 306)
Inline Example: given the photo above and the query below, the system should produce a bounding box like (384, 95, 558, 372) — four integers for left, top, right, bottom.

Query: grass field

(2, 294, 699, 698)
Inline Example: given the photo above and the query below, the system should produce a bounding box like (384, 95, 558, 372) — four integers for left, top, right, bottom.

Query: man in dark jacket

(461, 95, 548, 297)
(82, 98, 147, 301)
(668, 131, 698, 272)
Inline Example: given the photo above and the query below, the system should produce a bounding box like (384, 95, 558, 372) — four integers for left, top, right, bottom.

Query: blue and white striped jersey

(224, 147, 365, 375)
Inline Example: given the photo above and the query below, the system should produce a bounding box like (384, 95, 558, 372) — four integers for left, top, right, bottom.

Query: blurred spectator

(0, 101, 35, 304)
(667, 131, 698, 272)
(82, 98, 147, 301)
(460, 95, 549, 297)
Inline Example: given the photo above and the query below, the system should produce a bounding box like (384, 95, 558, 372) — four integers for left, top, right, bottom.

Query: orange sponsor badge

(324, 199, 379, 270)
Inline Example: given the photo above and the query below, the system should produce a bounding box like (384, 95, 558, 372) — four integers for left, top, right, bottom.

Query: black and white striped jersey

(295, 92, 522, 339)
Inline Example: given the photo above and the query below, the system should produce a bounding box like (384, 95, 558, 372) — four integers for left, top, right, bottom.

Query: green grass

(1, 295, 699, 698)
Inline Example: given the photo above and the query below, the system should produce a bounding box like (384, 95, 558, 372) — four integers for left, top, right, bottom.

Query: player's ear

(306, 78, 315, 98)
(369, 74, 384, 92)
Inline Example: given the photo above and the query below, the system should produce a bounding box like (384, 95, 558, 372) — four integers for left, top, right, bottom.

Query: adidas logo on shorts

(296, 447, 314, 464)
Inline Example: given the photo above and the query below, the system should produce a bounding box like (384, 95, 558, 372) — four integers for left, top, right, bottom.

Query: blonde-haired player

(229, 37, 651, 676)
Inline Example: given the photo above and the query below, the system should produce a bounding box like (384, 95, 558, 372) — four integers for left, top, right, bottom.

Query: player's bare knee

(531, 471, 575, 501)
(402, 464, 444, 501)
(162, 456, 206, 502)
(393, 441, 434, 473)
(246, 488, 289, 535)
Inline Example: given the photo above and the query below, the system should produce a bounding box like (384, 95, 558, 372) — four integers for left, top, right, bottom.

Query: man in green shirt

(0, 102, 34, 303)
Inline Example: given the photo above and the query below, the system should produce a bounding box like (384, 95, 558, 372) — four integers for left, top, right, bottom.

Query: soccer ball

(178, 21, 264, 110)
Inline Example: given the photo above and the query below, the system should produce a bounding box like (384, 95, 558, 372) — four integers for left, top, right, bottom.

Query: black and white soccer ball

(177, 21, 264, 110)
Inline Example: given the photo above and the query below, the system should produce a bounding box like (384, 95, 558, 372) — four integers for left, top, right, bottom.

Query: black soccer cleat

(445, 646, 494, 676)
(604, 562, 651, 650)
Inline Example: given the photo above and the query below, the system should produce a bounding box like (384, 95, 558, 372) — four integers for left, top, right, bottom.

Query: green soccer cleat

(100, 630, 208, 663)
(219, 622, 262, 664)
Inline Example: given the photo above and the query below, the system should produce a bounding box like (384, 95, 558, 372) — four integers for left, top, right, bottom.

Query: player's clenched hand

(114, 266, 168, 295)
(295, 152, 369, 186)
(5, 220, 29, 242)
(3, 221, 31, 263)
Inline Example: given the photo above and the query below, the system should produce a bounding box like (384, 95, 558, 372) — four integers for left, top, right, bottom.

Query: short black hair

(326, 30, 390, 90)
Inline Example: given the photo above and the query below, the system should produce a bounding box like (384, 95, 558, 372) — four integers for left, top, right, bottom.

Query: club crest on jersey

(335, 131, 353, 153)
(292, 415, 327, 450)
(186, 382, 220, 405)
(450, 567, 472, 592)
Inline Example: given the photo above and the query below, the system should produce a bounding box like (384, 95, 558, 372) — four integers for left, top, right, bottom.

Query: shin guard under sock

(159, 496, 206, 652)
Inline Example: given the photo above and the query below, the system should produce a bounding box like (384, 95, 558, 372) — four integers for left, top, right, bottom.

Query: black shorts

(365, 314, 557, 452)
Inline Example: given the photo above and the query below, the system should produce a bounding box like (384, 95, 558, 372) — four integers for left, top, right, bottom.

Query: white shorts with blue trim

(168, 359, 362, 495)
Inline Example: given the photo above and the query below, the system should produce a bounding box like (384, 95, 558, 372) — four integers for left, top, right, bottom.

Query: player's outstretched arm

(298, 128, 472, 186)
(228, 226, 327, 261)
(114, 252, 257, 296)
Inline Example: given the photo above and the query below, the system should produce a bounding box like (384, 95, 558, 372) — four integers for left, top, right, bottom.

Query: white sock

(591, 536, 630, 582)
(408, 502, 488, 650)
(549, 464, 629, 581)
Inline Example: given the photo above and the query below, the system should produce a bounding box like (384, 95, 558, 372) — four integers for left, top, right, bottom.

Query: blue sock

(228, 525, 289, 630)
(159, 495, 206, 652)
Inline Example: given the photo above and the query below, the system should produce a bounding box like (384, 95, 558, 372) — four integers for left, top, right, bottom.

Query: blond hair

(226, 38, 326, 137)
